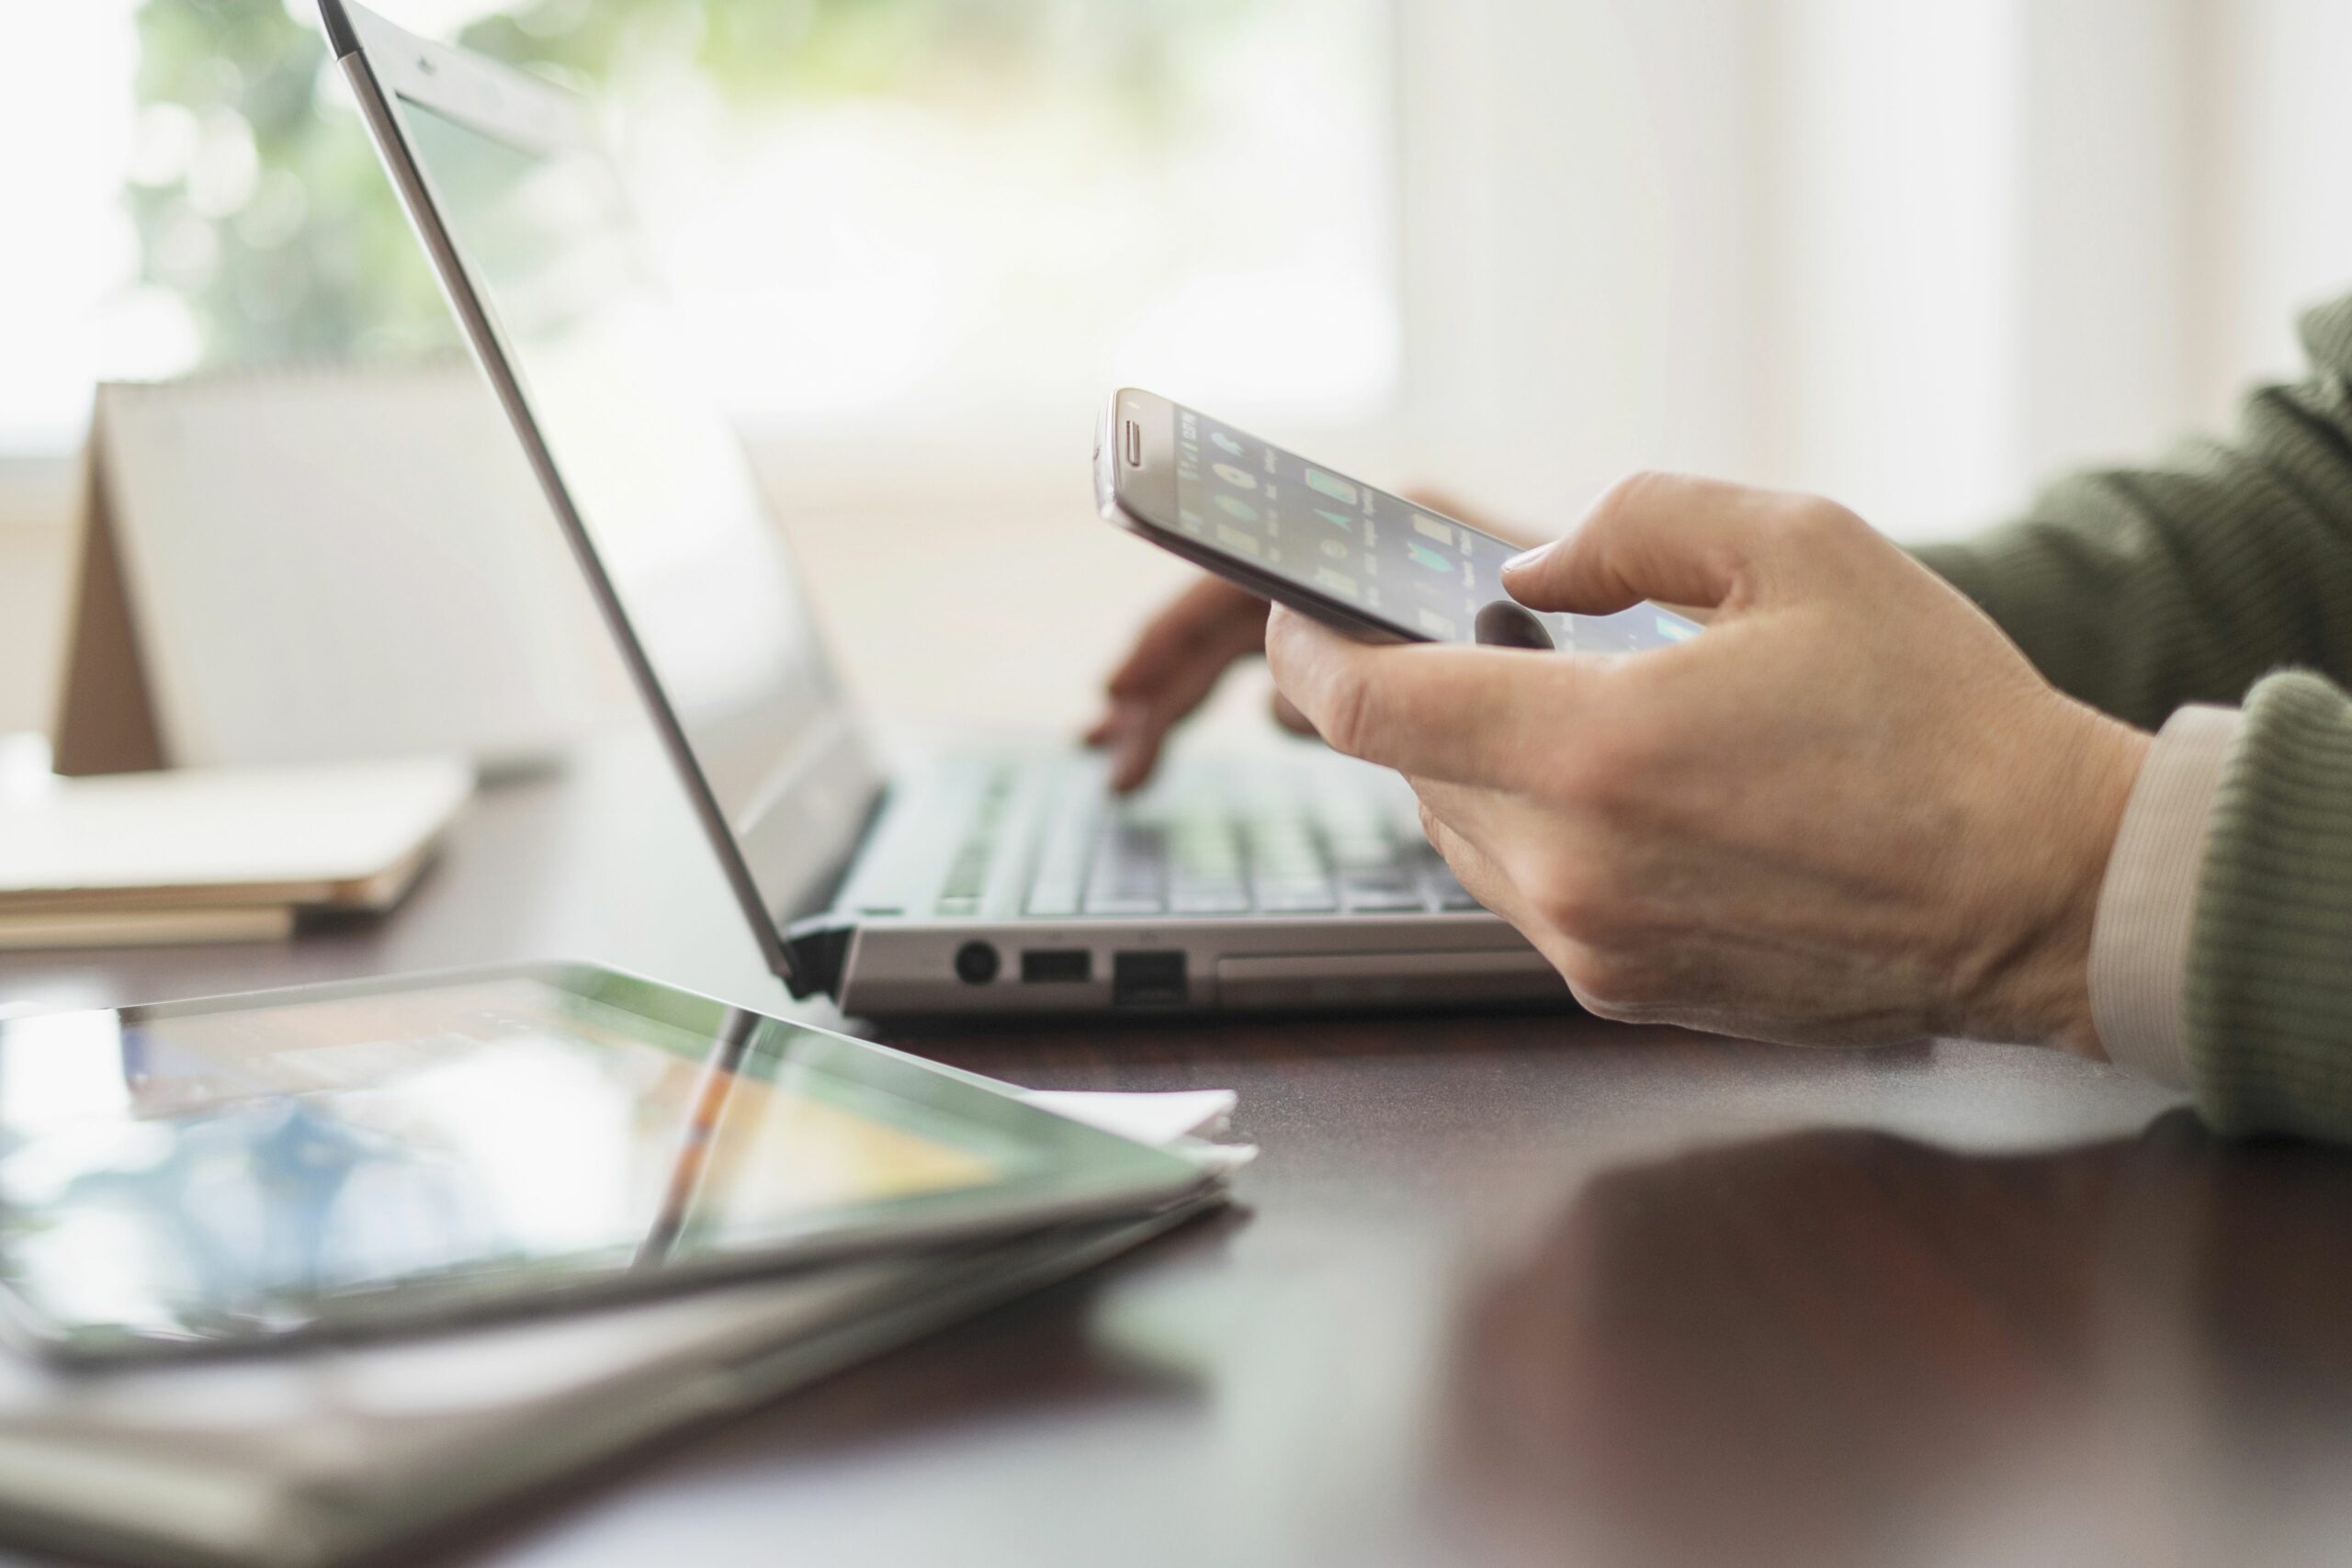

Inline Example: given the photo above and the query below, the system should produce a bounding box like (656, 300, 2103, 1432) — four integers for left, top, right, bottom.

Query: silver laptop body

(324, 0, 1561, 1019)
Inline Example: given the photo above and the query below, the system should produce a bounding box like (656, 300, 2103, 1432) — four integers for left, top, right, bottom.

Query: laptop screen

(366, 60, 882, 968)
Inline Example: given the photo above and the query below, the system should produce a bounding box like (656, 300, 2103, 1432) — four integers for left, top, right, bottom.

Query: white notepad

(0, 756, 472, 912)
(58, 367, 631, 776)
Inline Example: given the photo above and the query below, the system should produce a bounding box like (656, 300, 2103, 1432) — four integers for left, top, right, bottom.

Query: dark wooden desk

(15, 739, 2349, 1568)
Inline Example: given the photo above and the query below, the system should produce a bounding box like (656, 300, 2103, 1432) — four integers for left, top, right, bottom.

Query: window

(0, 0, 1398, 457)
(1, 6, 146, 451)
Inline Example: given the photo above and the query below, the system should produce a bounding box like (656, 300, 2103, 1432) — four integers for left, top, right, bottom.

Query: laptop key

(1340, 873, 1425, 913)
(1023, 773, 1099, 916)
(1253, 881, 1339, 914)
(1170, 817, 1245, 882)
(1326, 832, 1401, 873)
(1421, 866, 1485, 911)
(1170, 885, 1251, 915)
(1242, 820, 1323, 877)
(1086, 897, 1167, 917)
(1084, 821, 1167, 915)
(933, 765, 1017, 915)
(1024, 884, 1081, 918)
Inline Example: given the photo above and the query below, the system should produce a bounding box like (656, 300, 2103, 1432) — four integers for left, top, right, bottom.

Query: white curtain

(1390, 0, 2352, 541)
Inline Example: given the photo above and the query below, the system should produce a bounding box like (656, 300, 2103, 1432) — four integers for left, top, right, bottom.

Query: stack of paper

(0, 756, 472, 949)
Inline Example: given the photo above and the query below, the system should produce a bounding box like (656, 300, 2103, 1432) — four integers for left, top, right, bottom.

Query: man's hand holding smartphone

(1091, 402, 2154, 1067)
(1262, 473, 2151, 1058)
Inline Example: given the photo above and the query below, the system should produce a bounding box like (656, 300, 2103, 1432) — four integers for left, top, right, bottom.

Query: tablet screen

(0, 969, 1190, 1355)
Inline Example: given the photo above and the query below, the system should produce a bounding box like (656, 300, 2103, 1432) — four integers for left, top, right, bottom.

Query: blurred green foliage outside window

(130, 0, 1265, 368)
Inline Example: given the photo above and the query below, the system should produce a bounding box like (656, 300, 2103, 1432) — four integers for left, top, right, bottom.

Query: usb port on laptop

(1111, 951, 1186, 1006)
(1021, 950, 1091, 984)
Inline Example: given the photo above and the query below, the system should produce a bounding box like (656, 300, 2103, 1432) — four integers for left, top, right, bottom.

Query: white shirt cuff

(2086, 705, 2241, 1087)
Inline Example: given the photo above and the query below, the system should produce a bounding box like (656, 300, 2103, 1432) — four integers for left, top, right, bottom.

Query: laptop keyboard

(929, 768, 1016, 919)
(938, 757, 1486, 920)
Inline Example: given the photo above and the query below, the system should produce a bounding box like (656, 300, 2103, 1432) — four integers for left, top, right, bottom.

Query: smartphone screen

(1157, 401, 1701, 654)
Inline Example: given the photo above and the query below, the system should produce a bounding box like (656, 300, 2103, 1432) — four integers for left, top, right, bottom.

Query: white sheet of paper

(1019, 1088, 1238, 1145)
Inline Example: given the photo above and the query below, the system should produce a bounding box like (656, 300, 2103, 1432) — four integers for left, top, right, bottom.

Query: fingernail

(1501, 545, 1549, 574)
(1109, 738, 1147, 791)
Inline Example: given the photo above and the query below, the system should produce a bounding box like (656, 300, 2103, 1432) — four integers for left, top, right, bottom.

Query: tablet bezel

(0, 962, 1215, 1363)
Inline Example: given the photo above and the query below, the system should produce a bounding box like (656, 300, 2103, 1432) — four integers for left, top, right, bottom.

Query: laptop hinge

(781, 917, 855, 1000)
(768, 776, 893, 998)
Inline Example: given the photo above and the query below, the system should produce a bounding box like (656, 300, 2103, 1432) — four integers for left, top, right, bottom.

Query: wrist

(1972, 704, 2153, 1056)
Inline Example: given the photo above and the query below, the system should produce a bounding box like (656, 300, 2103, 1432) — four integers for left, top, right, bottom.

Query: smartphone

(1096, 388, 1702, 654)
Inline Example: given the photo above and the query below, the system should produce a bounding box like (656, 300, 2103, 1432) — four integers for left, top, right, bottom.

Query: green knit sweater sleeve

(1911, 292, 2352, 1140)
(1914, 294, 2352, 730)
(2185, 672, 2352, 1138)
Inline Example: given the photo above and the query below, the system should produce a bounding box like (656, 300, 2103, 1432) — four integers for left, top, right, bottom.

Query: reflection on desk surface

(1440, 1114, 2352, 1568)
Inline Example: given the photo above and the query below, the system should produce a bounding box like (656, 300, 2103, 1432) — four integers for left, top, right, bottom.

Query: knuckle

(1529, 863, 1614, 946)
(1528, 838, 1656, 951)
(1315, 672, 1382, 761)
(1553, 708, 1658, 815)
(1774, 494, 1867, 553)
(1569, 980, 1640, 1023)
(1561, 950, 1657, 1017)
(1593, 468, 1675, 524)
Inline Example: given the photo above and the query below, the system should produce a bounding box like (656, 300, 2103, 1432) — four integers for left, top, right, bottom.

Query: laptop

(322, 0, 1564, 1018)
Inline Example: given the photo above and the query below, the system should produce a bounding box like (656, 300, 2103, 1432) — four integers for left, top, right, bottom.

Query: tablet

(0, 964, 1212, 1361)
